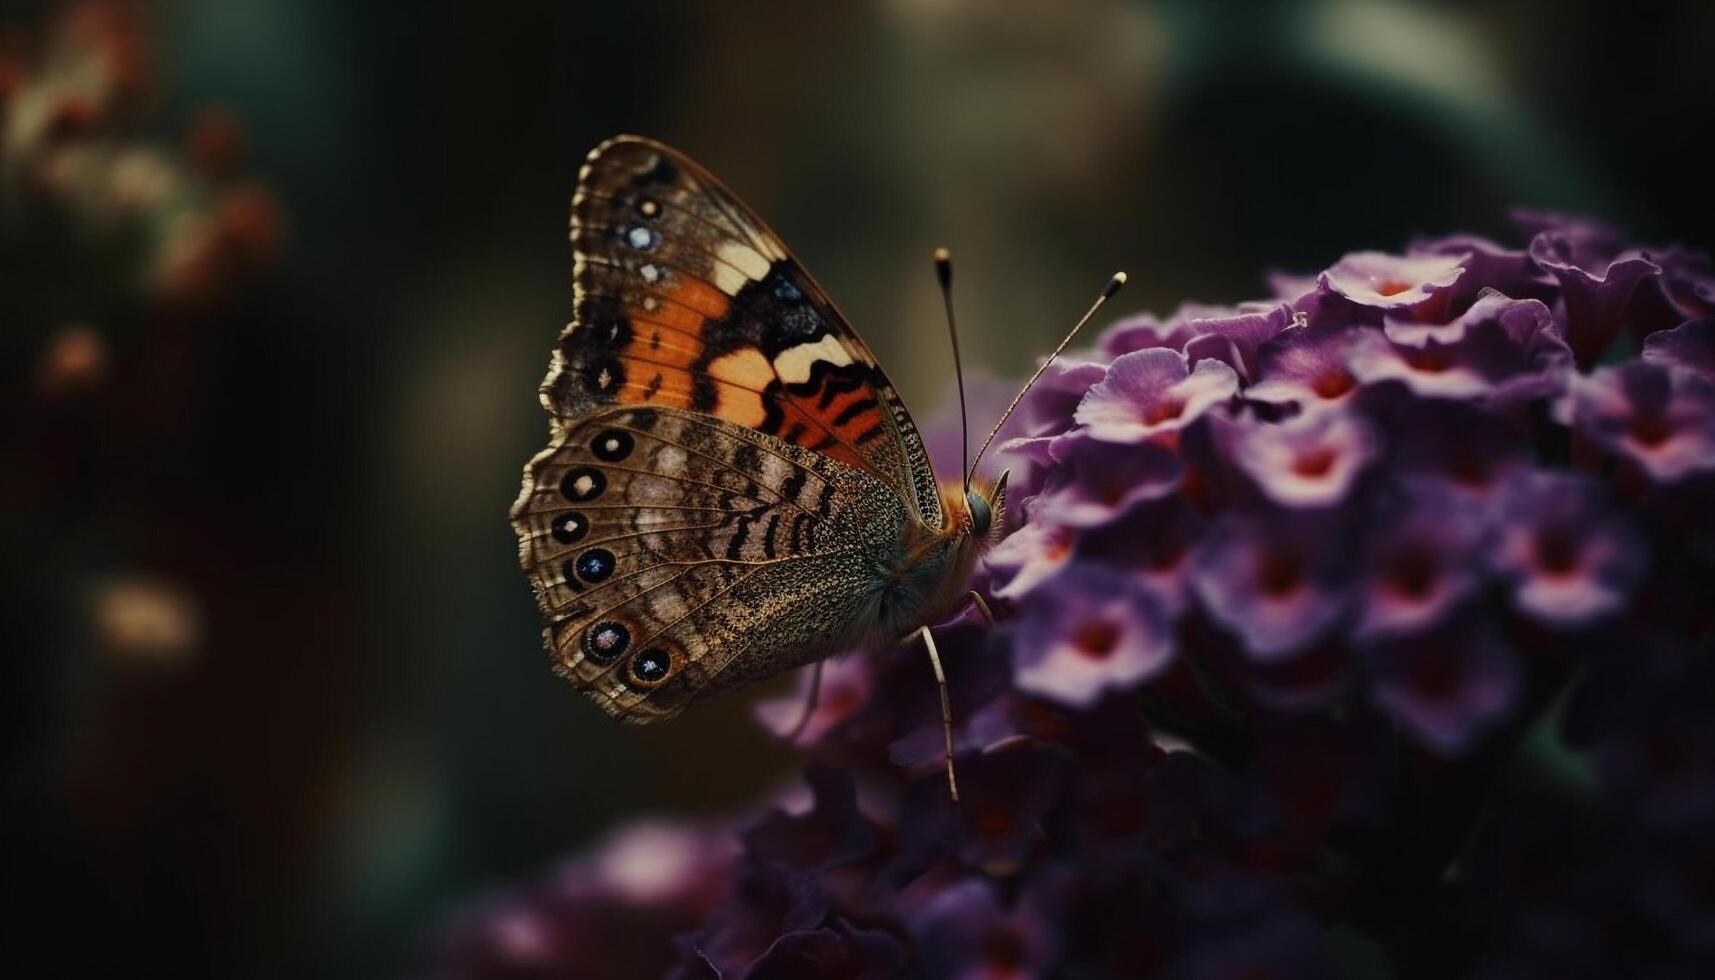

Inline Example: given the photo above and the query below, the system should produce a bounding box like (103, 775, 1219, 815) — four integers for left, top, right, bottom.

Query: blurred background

(2, 0, 1711, 976)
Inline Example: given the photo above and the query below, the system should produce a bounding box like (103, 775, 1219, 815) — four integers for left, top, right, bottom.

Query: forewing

(510, 405, 904, 723)
(545, 135, 945, 527)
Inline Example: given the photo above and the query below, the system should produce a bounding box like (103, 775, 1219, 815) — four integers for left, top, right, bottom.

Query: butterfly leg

(782, 659, 825, 744)
(966, 591, 996, 626)
(919, 625, 960, 803)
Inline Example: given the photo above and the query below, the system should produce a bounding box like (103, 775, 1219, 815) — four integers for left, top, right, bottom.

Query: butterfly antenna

(934, 247, 970, 496)
(965, 271, 1127, 487)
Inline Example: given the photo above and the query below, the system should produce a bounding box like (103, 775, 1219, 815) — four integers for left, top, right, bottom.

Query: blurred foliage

(2, 0, 1711, 977)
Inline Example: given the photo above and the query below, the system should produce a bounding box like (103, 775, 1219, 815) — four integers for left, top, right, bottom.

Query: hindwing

(510, 405, 909, 722)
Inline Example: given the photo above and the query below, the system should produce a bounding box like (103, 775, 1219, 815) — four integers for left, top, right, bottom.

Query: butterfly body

(512, 136, 1005, 723)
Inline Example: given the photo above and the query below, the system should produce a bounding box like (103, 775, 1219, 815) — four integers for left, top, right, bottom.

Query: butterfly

(510, 135, 1122, 797)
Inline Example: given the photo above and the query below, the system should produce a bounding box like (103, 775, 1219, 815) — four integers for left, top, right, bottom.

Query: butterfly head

(958, 470, 1008, 546)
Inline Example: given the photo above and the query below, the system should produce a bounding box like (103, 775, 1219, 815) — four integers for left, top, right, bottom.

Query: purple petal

(1529, 231, 1663, 368)
(1321, 250, 1467, 310)
(1246, 322, 1365, 408)
(1642, 316, 1715, 378)
(1029, 432, 1184, 527)
(1367, 621, 1518, 756)
(1410, 233, 1555, 308)
(1190, 512, 1354, 661)
(1573, 360, 1715, 483)
(1230, 406, 1380, 508)
(1491, 470, 1647, 627)
(1354, 484, 1491, 640)
(1014, 563, 1175, 707)
(987, 520, 1077, 600)
(1075, 348, 1239, 443)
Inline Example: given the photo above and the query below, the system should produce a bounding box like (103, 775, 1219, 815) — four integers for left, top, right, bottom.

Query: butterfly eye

(574, 548, 616, 583)
(591, 429, 634, 462)
(966, 489, 992, 537)
(551, 511, 589, 544)
(582, 621, 630, 663)
(560, 466, 606, 501)
(628, 648, 672, 686)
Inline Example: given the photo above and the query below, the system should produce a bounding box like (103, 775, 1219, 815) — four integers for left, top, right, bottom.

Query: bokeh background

(2, 0, 1711, 976)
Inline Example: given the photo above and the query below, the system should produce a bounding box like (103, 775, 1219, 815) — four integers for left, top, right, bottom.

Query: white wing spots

(707, 239, 774, 295)
(654, 446, 687, 472)
(711, 262, 750, 296)
(640, 263, 663, 284)
(774, 335, 854, 384)
(627, 226, 658, 251)
(569, 472, 599, 497)
(718, 240, 772, 281)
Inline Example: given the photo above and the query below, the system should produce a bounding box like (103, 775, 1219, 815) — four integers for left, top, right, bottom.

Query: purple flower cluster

(433, 215, 1715, 978)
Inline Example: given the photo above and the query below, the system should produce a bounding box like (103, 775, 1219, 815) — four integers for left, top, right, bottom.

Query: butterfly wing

(510, 404, 908, 722)
(545, 135, 945, 529)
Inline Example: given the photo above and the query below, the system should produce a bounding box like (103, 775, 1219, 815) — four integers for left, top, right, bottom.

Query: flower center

(1256, 551, 1303, 597)
(1311, 371, 1355, 399)
(1385, 546, 1438, 600)
(1405, 348, 1453, 373)
(1293, 448, 1338, 478)
(1628, 413, 1674, 448)
(1410, 651, 1463, 702)
(1376, 279, 1413, 297)
(1143, 398, 1186, 425)
(1144, 540, 1184, 572)
(1534, 529, 1582, 577)
(1448, 453, 1492, 488)
(1073, 620, 1120, 660)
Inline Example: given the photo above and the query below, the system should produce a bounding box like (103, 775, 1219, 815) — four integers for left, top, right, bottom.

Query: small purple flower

(1366, 621, 1518, 756)
(1099, 310, 1195, 358)
(1642, 316, 1715, 377)
(1492, 470, 1646, 627)
(1528, 229, 1663, 368)
(1076, 495, 1204, 617)
(754, 656, 872, 746)
(987, 519, 1077, 600)
(894, 738, 1069, 877)
(1376, 394, 1529, 498)
(1246, 323, 1365, 408)
(1180, 303, 1294, 382)
(1409, 233, 1555, 308)
(911, 879, 1055, 980)
(1382, 290, 1552, 349)
(1015, 357, 1109, 436)
(1320, 249, 1467, 310)
(1348, 304, 1572, 408)
(1014, 563, 1174, 707)
(1190, 512, 1354, 660)
(1230, 406, 1380, 508)
(1029, 433, 1183, 528)
(1354, 485, 1490, 639)
(1573, 361, 1715, 483)
(739, 767, 874, 875)
(1075, 347, 1239, 443)
(1646, 247, 1715, 322)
